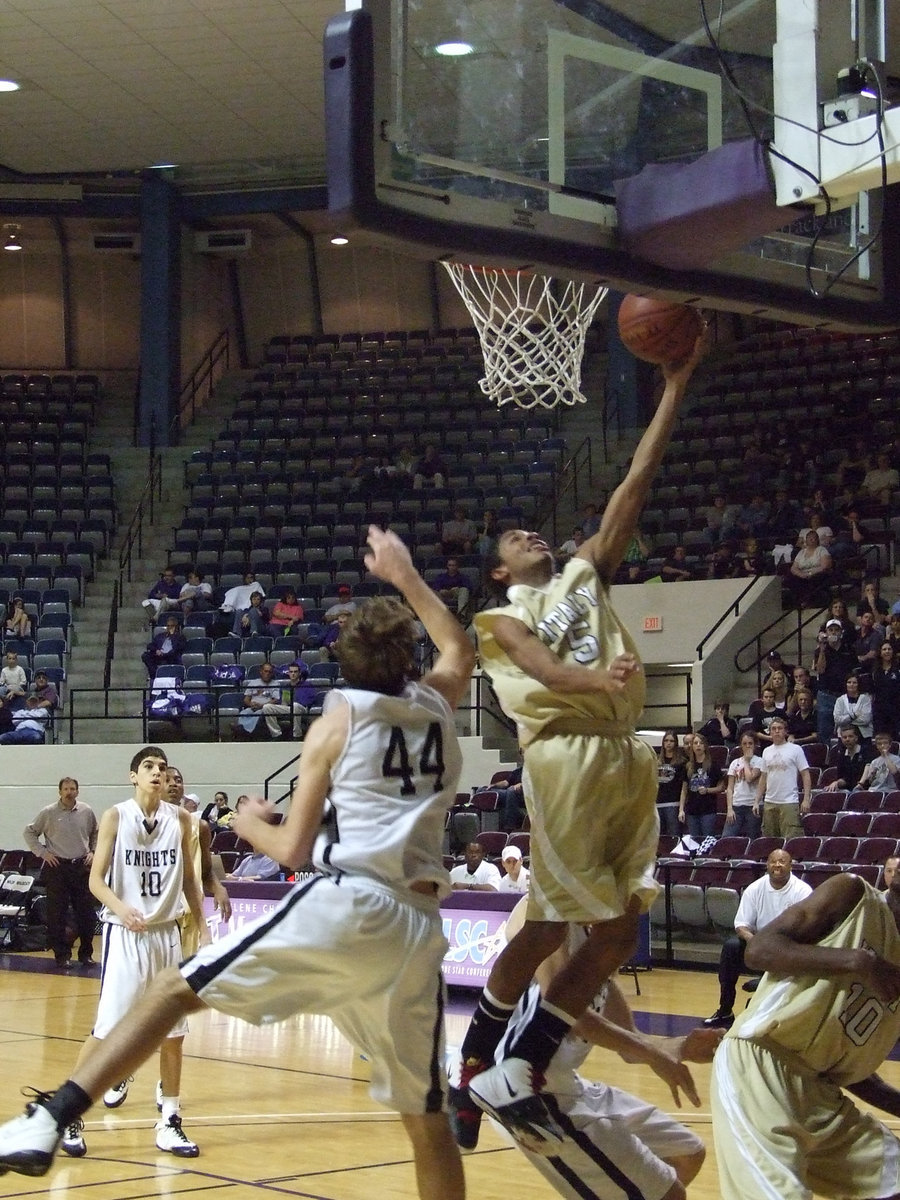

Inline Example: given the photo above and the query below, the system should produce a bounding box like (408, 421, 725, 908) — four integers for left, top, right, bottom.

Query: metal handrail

(734, 602, 830, 694)
(540, 436, 593, 546)
(103, 579, 120, 692)
(117, 453, 163, 596)
(173, 328, 230, 437)
(695, 575, 763, 661)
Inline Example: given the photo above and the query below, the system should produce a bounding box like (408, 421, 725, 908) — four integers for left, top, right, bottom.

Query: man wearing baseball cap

(323, 585, 357, 624)
(498, 845, 529, 894)
(813, 618, 857, 744)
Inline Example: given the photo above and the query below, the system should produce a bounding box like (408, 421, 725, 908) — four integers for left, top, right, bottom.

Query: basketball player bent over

(0, 527, 474, 1200)
(712, 870, 900, 1200)
(451, 336, 707, 1154)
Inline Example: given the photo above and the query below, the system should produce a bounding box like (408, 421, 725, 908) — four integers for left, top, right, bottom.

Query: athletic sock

(160, 1096, 180, 1122)
(505, 999, 574, 1073)
(459, 988, 516, 1066)
(42, 1081, 92, 1130)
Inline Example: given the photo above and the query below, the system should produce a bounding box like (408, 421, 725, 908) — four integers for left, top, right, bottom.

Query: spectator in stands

(704, 494, 740, 546)
(707, 542, 739, 579)
(431, 557, 472, 618)
(483, 756, 525, 833)
(656, 731, 687, 838)
(832, 672, 874, 743)
(787, 530, 833, 605)
(854, 609, 885, 681)
(698, 701, 737, 748)
(441, 506, 477, 556)
(754, 716, 812, 837)
(282, 661, 315, 738)
(824, 722, 872, 791)
(555, 527, 585, 564)
(660, 545, 696, 582)
(786, 687, 818, 745)
(140, 615, 186, 678)
(475, 509, 499, 558)
(722, 731, 764, 838)
(266, 589, 304, 637)
(5, 596, 31, 639)
(220, 571, 264, 625)
(580, 501, 601, 538)
(141, 567, 181, 621)
(734, 536, 765, 577)
(765, 669, 792, 709)
(860, 450, 899, 507)
(857, 578, 889, 628)
(620, 528, 652, 582)
(795, 511, 833, 551)
(224, 797, 282, 881)
(231, 589, 269, 638)
(323, 584, 356, 623)
(0, 649, 27, 702)
(701, 849, 811, 1029)
(498, 845, 529, 894)
(882, 855, 900, 891)
(888, 612, 900, 656)
(0, 700, 50, 745)
(747, 685, 785, 749)
(872, 641, 900, 737)
(28, 669, 59, 714)
(858, 732, 900, 792)
(813, 618, 858, 743)
(831, 506, 873, 563)
(412, 443, 447, 490)
(177, 569, 213, 618)
(767, 487, 802, 566)
(819, 597, 856, 646)
(323, 609, 351, 662)
(736, 494, 769, 539)
(449, 841, 501, 891)
(789, 664, 816, 705)
(681, 733, 725, 839)
(762, 648, 795, 690)
(201, 791, 233, 828)
(238, 662, 286, 739)
(835, 437, 870, 497)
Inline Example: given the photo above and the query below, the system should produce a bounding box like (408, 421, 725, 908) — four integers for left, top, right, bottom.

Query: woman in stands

(871, 641, 900, 739)
(5, 596, 31, 640)
(267, 589, 304, 637)
(857, 578, 889, 630)
(680, 733, 725, 840)
(655, 731, 687, 838)
(788, 529, 833, 605)
(832, 672, 874, 744)
(723, 731, 764, 839)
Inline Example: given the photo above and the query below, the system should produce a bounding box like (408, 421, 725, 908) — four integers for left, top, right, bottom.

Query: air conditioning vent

(194, 229, 252, 253)
(93, 233, 140, 253)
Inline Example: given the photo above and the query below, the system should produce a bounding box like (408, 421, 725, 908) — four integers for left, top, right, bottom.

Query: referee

(23, 778, 98, 967)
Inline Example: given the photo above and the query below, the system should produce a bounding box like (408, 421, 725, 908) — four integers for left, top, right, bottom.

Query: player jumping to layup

(450, 334, 708, 1154)
(0, 527, 475, 1200)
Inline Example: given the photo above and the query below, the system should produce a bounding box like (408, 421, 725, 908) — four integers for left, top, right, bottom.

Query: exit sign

(643, 615, 663, 632)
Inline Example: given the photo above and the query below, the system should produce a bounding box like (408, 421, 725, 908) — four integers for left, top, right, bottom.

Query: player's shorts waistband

(531, 717, 634, 739)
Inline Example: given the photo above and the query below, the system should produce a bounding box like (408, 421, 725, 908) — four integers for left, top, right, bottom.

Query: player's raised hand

(597, 652, 640, 693)
(363, 524, 415, 586)
(662, 321, 711, 383)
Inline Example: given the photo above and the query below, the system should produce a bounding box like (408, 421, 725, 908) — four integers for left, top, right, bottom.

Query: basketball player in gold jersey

(712, 869, 900, 1200)
(450, 331, 708, 1154)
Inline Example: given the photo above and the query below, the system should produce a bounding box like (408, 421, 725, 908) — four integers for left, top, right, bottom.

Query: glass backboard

(325, 0, 900, 329)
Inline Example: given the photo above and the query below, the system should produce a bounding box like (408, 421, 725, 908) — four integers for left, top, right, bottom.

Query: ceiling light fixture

(330, 235, 349, 245)
(434, 41, 474, 57)
(0, 80, 21, 93)
(3, 224, 22, 252)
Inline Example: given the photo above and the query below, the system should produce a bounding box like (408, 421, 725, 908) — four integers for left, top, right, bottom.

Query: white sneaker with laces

(102, 1078, 130, 1108)
(469, 1057, 567, 1155)
(61, 1119, 86, 1158)
(155, 1114, 199, 1158)
(0, 1100, 62, 1176)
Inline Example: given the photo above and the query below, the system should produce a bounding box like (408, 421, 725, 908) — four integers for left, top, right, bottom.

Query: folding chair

(0, 873, 35, 948)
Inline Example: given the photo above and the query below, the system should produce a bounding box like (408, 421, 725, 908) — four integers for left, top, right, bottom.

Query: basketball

(617, 295, 703, 365)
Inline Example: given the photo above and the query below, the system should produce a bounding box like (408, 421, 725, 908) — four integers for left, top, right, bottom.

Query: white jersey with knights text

(101, 798, 185, 926)
(313, 683, 462, 897)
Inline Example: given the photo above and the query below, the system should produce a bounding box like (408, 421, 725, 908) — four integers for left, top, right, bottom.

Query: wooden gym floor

(0, 952, 897, 1199)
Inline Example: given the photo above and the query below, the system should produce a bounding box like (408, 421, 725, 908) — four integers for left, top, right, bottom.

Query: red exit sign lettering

(643, 615, 663, 632)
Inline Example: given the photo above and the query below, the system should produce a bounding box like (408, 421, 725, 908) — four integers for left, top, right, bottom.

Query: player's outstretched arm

(363, 524, 475, 709)
(578, 327, 710, 584)
(198, 817, 232, 920)
(490, 612, 639, 695)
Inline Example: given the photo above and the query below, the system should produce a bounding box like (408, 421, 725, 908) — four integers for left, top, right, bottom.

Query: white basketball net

(442, 263, 607, 409)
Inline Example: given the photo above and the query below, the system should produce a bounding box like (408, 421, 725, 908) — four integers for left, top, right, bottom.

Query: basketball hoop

(442, 262, 607, 410)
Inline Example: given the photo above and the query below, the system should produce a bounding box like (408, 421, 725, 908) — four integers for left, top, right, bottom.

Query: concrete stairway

(62, 372, 251, 742)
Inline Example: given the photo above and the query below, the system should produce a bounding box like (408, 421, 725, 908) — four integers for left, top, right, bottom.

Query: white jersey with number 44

(312, 684, 462, 897)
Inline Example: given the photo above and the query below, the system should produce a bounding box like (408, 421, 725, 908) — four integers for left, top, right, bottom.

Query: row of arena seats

(657, 831, 900, 865)
(0, 372, 100, 400)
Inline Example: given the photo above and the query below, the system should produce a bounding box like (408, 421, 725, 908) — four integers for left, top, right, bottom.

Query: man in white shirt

(754, 716, 811, 838)
(702, 849, 812, 1028)
(498, 846, 529, 894)
(449, 841, 501, 891)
